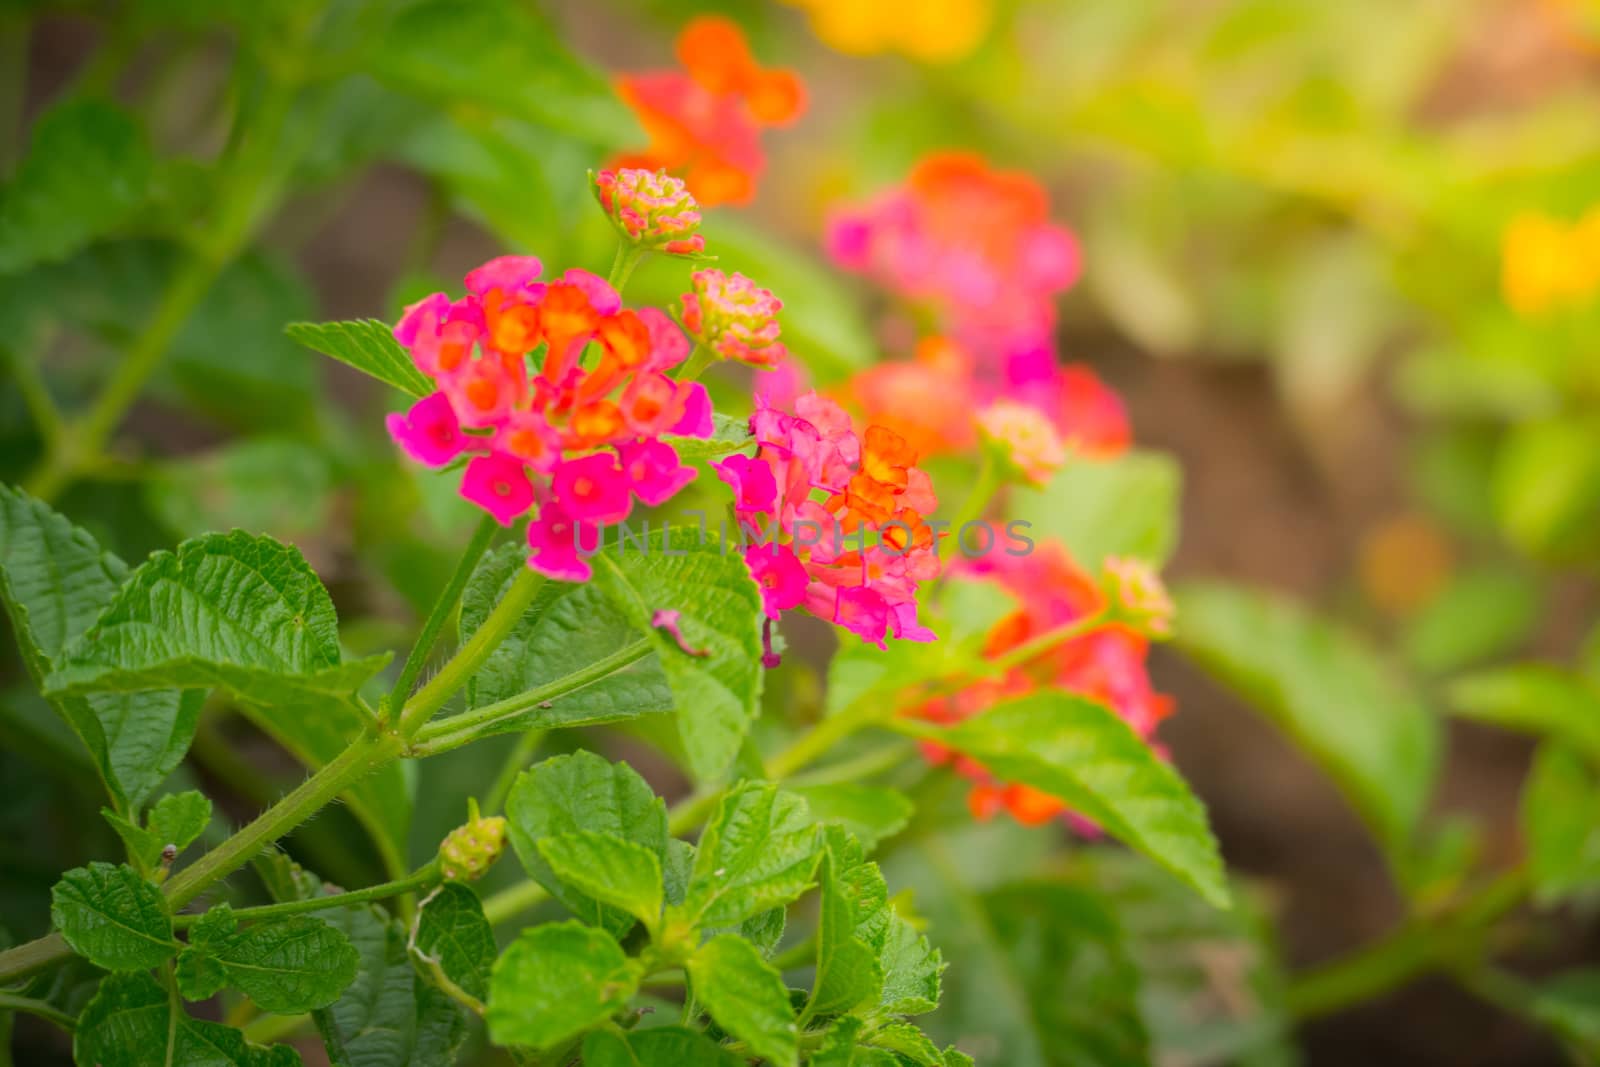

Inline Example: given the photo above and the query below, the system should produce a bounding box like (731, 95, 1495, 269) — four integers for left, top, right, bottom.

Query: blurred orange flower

(614, 17, 806, 207)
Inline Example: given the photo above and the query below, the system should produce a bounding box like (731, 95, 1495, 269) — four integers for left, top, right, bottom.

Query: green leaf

(1175, 581, 1439, 867)
(75, 972, 302, 1067)
(807, 843, 884, 1019)
(688, 933, 798, 1067)
(537, 831, 664, 932)
(789, 784, 914, 851)
(505, 751, 668, 936)
(583, 1025, 746, 1066)
(411, 882, 495, 1003)
(1530, 970, 1600, 1051)
(1522, 743, 1600, 906)
(0, 98, 153, 273)
(922, 692, 1229, 907)
(1450, 665, 1600, 760)
(312, 902, 467, 1067)
(1401, 568, 1538, 675)
(145, 438, 334, 543)
(285, 319, 433, 399)
(48, 530, 390, 707)
(487, 920, 638, 1050)
(681, 783, 820, 928)
(367, 0, 636, 146)
(104, 789, 212, 870)
(1492, 417, 1600, 563)
(1010, 451, 1182, 567)
(0, 485, 198, 810)
(665, 413, 754, 462)
(50, 862, 175, 971)
(879, 915, 944, 1017)
(176, 905, 360, 1013)
(461, 544, 670, 732)
(592, 526, 766, 780)
(867, 1021, 947, 1065)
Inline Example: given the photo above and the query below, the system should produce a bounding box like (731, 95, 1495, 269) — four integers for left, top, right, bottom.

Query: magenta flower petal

(526, 503, 599, 582)
(669, 382, 714, 438)
(460, 453, 536, 526)
(745, 543, 809, 620)
(464, 255, 544, 295)
(620, 440, 697, 506)
(387, 392, 468, 468)
(551, 453, 634, 524)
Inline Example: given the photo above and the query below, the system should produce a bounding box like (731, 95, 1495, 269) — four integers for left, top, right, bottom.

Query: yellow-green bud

(438, 799, 508, 882)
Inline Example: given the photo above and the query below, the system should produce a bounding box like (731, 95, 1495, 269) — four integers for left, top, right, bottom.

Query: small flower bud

(1102, 556, 1175, 638)
(438, 799, 508, 882)
(679, 269, 787, 366)
(593, 168, 706, 255)
(976, 401, 1065, 487)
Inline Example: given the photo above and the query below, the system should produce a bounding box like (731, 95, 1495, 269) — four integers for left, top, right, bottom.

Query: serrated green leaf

(51, 862, 175, 971)
(592, 527, 765, 780)
(75, 972, 302, 1067)
(1175, 581, 1438, 870)
(879, 915, 944, 1017)
(48, 530, 390, 706)
(1523, 743, 1600, 906)
(583, 1024, 746, 1067)
(688, 934, 797, 1067)
(487, 920, 638, 1050)
(789, 784, 914, 851)
(411, 882, 495, 1003)
(177, 907, 360, 1013)
(285, 319, 433, 399)
(681, 783, 820, 928)
(665, 413, 754, 462)
(460, 544, 670, 733)
(0, 485, 198, 810)
(1450, 665, 1600, 761)
(312, 902, 467, 1067)
(104, 789, 212, 870)
(367, 0, 636, 146)
(922, 692, 1229, 907)
(1010, 451, 1182, 567)
(537, 831, 664, 931)
(0, 98, 153, 273)
(867, 1021, 947, 1065)
(807, 843, 884, 1020)
(506, 751, 668, 937)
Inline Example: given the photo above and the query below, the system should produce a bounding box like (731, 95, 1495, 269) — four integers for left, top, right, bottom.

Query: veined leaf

(176, 905, 360, 1013)
(922, 692, 1229, 907)
(1522, 743, 1600, 906)
(487, 921, 638, 1050)
(104, 789, 212, 871)
(285, 319, 433, 399)
(808, 842, 884, 1018)
(1175, 581, 1439, 871)
(789, 785, 914, 851)
(75, 972, 302, 1067)
(0, 485, 198, 811)
(583, 1025, 745, 1066)
(688, 934, 798, 1067)
(51, 862, 175, 972)
(505, 751, 667, 937)
(879, 915, 944, 1017)
(411, 882, 495, 1003)
(665, 413, 754, 462)
(48, 530, 390, 707)
(680, 783, 821, 928)
(537, 831, 664, 932)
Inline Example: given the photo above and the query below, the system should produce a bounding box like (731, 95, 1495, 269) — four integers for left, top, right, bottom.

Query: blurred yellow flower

(783, 0, 991, 62)
(1501, 207, 1600, 316)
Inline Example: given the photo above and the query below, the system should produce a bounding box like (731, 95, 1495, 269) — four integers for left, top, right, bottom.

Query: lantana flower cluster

(615, 17, 805, 207)
(680, 268, 789, 367)
(593, 168, 705, 256)
(386, 255, 712, 581)
(713, 393, 940, 664)
(917, 543, 1176, 825)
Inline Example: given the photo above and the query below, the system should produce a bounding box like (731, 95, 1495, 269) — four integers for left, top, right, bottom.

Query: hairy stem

(385, 514, 498, 722)
(173, 862, 440, 928)
(607, 243, 643, 294)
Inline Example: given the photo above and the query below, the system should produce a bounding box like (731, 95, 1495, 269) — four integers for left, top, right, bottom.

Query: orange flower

(614, 17, 806, 207)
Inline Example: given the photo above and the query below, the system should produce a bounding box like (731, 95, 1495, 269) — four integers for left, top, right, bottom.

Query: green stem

(977, 610, 1109, 678)
(173, 863, 440, 928)
(483, 729, 547, 816)
(385, 514, 498, 722)
(677, 344, 716, 382)
(241, 1011, 308, 1045)
(397, 568, 546, 738)
(946, 446, 999, 536)
(481, 879, 550, 926)
(165, 731, 404, 909)
(607, 243, 643, 294)
(764, 693, 893, 781)
(409, 637, 651, 755)
(0, 991, 75, 1032)
(1284, 867, 1529, 1021)
(2, 341, 64, 450)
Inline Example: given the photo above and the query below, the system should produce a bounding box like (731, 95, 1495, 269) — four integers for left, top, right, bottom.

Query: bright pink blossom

(460, 454, 536, 527)
(619, 440, 697, 506)
(526, 503, 601, 582)
(552, 452, 633, 525)
(386, 392, 469, 468)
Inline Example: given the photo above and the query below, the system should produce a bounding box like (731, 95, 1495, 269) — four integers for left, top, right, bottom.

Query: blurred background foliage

(3, 0, 1600, 1064)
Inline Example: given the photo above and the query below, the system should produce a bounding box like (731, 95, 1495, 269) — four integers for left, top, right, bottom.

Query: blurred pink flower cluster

(386, 255, 712, 581)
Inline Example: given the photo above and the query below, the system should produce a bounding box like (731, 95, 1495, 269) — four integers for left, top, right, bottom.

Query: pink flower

(558, 269, 621, 316)
(460, 453, 536, 526)
(386, 392, 470, 468)
(679, 269, 788, 367)
(713, 453, 778, 514)
(670, 382, 714, 438)
(593, 168, 707, 255)
(640, 307, 690, 370)
(619, 440, 697, 506)
(552, 453, 633, 524)
(464, 255, 544, 295)
(527, 503, 601, 582)
(745, 543, 808, 620)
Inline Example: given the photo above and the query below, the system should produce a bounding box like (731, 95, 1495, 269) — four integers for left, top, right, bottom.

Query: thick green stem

(385, 515, 498, 722)
(409, 637, 651, 756)
(398, 568, 546, 738)
(173, 862, 440, 928)
(945, 446, 999, 537)
(977, 610, 1109, 678)
(677, 344, 716, 382)
(483, 729, 547, 816)
(0, 991, 76, 1032)
(607, 243, 644, 294)
(1284, 867, 1529, 1021)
